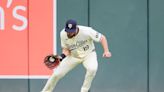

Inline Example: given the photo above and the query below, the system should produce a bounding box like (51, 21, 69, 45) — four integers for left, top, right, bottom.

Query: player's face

(67, 28, 78, 38)
(67, 31, 76, 38)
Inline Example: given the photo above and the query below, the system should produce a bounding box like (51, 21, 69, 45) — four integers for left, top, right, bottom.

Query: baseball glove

(44, 54, 61, 69)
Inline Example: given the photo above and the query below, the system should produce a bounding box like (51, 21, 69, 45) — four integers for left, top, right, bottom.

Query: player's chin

(67, 35, 74, 38)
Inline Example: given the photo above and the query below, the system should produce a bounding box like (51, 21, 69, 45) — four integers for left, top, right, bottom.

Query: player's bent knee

(52, 71, 65, 79)
(87, 68, 97, 76)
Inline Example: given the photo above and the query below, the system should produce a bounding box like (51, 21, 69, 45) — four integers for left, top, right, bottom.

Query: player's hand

(102, 51, 112, 58)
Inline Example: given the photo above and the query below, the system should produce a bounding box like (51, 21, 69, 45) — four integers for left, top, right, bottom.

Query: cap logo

(68, 24, 73, 29)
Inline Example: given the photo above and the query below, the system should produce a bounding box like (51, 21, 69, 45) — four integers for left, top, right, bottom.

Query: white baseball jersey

(60, 25, 102, 58)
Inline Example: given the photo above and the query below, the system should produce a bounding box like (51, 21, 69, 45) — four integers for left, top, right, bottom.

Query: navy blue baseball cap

(65, 19, 77, 32)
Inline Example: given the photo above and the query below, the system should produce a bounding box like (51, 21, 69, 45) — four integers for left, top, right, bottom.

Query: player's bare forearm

(100, 35, 109, 52)
(62, 48, 70, 56)
(100, 35, 112, 58)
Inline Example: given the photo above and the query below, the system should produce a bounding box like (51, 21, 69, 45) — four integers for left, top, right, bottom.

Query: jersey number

(83, 45, 89, 51)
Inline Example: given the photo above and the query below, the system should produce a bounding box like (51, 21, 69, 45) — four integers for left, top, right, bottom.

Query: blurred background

(0, 0, 164, 92)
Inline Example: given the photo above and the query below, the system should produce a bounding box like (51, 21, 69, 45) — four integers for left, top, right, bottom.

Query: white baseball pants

(41, 51, 98, 92)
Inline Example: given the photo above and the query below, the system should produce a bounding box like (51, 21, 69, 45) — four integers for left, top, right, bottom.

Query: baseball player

(41, 19, 112, 92)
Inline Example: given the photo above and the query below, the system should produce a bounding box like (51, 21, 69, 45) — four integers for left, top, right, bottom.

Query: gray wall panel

(149, 0, 164, 92)
(90, 0, 147, 92)
(0, 79, 28, 92)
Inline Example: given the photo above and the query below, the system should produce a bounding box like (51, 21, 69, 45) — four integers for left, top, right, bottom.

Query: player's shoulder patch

(95, 32, 99, 38)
